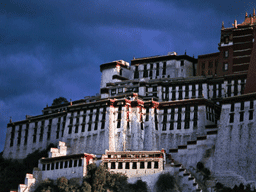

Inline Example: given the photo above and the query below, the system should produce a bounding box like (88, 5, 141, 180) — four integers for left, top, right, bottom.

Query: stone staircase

(168, 124, 218, 168)
(170, 162, 203, 192)
(166, 124, 219, 191)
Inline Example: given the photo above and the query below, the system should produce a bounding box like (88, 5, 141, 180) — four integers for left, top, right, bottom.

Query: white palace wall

(213, 99, 256, 187)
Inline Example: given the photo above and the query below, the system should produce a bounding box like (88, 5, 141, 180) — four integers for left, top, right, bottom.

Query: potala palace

(3, 10, 256, 192)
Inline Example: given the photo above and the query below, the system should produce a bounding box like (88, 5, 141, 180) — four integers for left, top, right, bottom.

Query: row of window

(105, 161, 159, 170)
(111, 87, 139, 95)
(42, 159, 83, 171)
(10, 117, 65, 147)
(162, 84, 203, 101)
(229, 101, 254, 123)
(201, 63, 228, 76)
(134, 62, 167, 79)
(68, 108, 106, 134)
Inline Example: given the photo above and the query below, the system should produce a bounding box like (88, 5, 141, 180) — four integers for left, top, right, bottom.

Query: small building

(101, 149, 166, 178)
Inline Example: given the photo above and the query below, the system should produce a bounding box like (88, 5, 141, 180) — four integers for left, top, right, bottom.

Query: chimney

(222, 21, 224, 29)
(245, 12, 248, 18)
(234, 20, 237, 28)
(251, 17, 254, 25)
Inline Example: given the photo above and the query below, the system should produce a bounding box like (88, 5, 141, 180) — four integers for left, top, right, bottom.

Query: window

(56, 162, 59, 169)
(249, 111, 253, 120)
(224, 50, 229, 58)
(181, 60, 184, 66)
(134, 66, 139, 79)
(143, 64, 148, 78)
(223, 63, 228, 71)
(192, 84, 196, 98)
(111, 89, 116, 95)
(146, 108, 149, 121)
(24, 124, 29, 145)
(154, 108, 158, 130)
(185, 105, 190, 129)
(60, 161, 63, 169)
(178, 85, 183, 100)
(47, 164, 50, 170)
(240, 112, 244, 122)
(74, 160, 78, 167)
(118, 162, 122, 169)
(194, 105, 198, 127)
(170, 108, 174, 130)
(154, 161, 158, 169)
(229, 114, 234, 123)
(132, 162, 137, 169)
(125, 162, 130, 169)
(75, 125, 79, 133)
(78, 159, 82, 167)
(47, 119, 52, 140)
(241, 102, 244, 110)
(51, 162, 54, 170)
(56, 118, 61, 139)
(64, 161, 68, 168)
(172, 86, 176, 100)
(140, 162, 145, 169)
(156, 63, 159, 76)
(225, 37, 229, 44)
(185, 85, 189, 99)
(162, 62, 166, 75)
(42, 164, 46, 171)
(111, 162, 115, 169)
(147, 162, 152, 169)
(149, 63, 153, 78)
(69, 160, 73, 168)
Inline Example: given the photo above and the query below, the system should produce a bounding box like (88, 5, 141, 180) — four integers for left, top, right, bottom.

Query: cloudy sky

(0, 0, 255, 152)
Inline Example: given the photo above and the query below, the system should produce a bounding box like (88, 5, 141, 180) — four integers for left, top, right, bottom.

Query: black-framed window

(134, 66, 139, 79)
(111, 162, 115, 169)
(154, 161, 158, 169)
(140, 162, 145, 169)
(156, 63, 159, 76)
(118, 162, 122, 169)
(162, 62, 166, 75)
(147, 162, 151, 169)
(132, 162, 137, 169)
(143, 64, 148, 78)
(125, 162, 129, 169)
(224, 50, 229, 58)
(223, 63, 228, 71)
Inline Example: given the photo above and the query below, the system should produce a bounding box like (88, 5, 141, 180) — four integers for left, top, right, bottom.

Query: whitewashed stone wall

(213, 100, 256, 188)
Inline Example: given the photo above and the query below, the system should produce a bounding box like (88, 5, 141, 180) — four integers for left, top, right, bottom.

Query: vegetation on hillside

(155, 172, 176, 192)
(215, 182, 254, 192)
(0, 144, 56, 192)
(33, 163, 148, 192)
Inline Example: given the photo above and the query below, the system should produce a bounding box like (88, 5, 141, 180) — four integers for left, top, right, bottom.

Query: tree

(80, 180, 91, 192)
(92, 165, 106, 192)
(155, 172, 175, 192)
(34, 178, 57, 192)
(57, 177, 69, 192)
(52, 97, 68, 106)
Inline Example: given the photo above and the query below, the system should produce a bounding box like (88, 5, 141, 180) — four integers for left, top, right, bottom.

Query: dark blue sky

(1, 0, 255, 152)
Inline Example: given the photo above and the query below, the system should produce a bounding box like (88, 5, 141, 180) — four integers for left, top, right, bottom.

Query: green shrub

(196, 162, 204, 171)
(155, 172, 175, 192)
